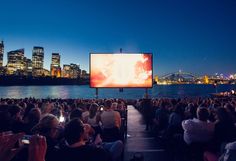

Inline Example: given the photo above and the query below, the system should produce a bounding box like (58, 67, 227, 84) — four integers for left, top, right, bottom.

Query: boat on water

(211, 90, 236, 97)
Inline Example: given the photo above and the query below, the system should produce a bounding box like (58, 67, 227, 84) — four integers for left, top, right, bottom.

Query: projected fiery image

(90, 53, 152, 88)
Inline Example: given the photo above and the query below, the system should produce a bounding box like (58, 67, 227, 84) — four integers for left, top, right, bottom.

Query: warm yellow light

(154, 75, 159, 82)
(204, 75, 209, 84)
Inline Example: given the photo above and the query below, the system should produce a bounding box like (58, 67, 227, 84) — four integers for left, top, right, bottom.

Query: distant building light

(229, 75, 234, 79)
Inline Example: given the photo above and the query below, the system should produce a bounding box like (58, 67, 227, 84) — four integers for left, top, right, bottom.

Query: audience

(0, 132, 24, 161)
(32, 114, 60, 161)
(8, 105, 25, 133)
(153, 100, 169, 135)
(218, 141, 236, 161)
(84, 103, 102, 135)
(28, 135, 47, 161)
(70, 108, 83, 120)
(24, 108, 41, 134)
(58, 118, 111, 161)
(141, 99, 154, 131)
(214, 108, 236, 152)
(0, 98, 126, 161)
(182, 107, 215, 145)
(0, 132, 47, 161)
(100, 99, 121, 142)
(1, 97, 236, 161)
(137, 97, 236, 161)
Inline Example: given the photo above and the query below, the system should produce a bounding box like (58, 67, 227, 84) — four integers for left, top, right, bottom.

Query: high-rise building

(51, 53, 60, 66)
(62, 64, 71, 78)
(81, 69, 89, 79)
(42, 68, 50, 76)
(24, 58, 32, 75)
(32, 47, 44, 76)
(0, 67, 7, 76)
(62, 63, 81, 78)
(0, 41, 4, 67)
(50, 53, 61, 77)
(70, 64, 81, 78)
(7, 49, 25, 74)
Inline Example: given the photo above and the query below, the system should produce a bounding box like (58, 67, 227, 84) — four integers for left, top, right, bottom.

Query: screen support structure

(95, 88, 98, 99)
(145, 88, 149, 99)
(119, 48, 124, 93)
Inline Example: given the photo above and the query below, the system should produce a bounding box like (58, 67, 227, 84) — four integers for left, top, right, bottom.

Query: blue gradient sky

(0, 0, 236, 76)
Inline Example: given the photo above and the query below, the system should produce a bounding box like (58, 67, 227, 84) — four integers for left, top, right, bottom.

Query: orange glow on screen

(90, 53, 152, 88)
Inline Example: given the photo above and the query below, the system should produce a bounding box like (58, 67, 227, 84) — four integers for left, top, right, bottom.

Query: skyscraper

(70, 63, 81, 78)
(51, 53, 60, 66)
(62, 64, 71, 78)
(24, 58, 32, 75)
(32, 47, 44, 76)
(7, 49, 25, 74)
(50, 53, 61, 77)
(81, 69, 89, 79)
(0, 41, 4, 67)
(62, 63, 81, 78)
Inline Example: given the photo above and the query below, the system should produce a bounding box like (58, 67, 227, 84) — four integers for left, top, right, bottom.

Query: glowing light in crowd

(90, 53, 152, 88)
(59, 115, 65, 123)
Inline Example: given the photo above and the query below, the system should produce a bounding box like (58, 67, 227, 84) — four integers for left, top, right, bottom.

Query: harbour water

(0, 84, 235, 99)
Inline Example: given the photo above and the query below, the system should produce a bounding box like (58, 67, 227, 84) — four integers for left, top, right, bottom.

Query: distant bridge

(159, 71, 197, 81)
(156, 71, 235, 84)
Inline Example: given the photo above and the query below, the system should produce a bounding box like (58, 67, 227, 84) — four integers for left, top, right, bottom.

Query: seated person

(84, 103, 102, 136)
(23, 108, 41, 135)
(58, 118, 111, 161)
(100, 100, 121, 141)
(214, 108, 236, 152)
(0, 132, 47, 161)
(8, 105, 25, 133)
(70, 108, 83, 120)
(205, 141, 236, 161)
(182, 107, 215, 145)
(219, 141, 236, 161)
(101, 100, 121, 129)
(153, 101, 169, 134)
(32, 114, 61, 161)
(0, 105, 11, 132)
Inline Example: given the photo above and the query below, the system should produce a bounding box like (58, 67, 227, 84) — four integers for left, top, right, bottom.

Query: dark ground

(124, 106, 171, 161)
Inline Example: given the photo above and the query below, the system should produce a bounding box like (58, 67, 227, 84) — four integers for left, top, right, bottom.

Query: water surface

(0, 84, 235, 99)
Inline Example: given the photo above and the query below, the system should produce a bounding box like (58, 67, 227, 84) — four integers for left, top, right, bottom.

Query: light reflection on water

(0, 84, 235, 99)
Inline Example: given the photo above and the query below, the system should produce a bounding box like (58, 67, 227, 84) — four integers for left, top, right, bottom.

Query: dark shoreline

(0, 76, 89, 86)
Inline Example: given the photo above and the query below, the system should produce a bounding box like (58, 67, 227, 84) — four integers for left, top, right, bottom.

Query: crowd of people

(137, 97, 236, 161)
(1, 97, 236, 161)
(0, 98, 127, 161)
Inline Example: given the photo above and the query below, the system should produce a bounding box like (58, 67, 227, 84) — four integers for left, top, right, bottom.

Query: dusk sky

(0, 0, 236, 76)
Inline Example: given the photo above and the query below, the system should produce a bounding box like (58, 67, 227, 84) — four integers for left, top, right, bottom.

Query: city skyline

(0, 0, 236, 76)
(0, 41, 236, 77)
(0, 42, 88, 78)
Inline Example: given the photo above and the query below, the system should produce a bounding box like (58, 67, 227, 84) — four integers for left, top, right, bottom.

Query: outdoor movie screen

(90, 53, 153, 88)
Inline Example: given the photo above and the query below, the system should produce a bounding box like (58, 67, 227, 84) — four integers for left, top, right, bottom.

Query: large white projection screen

(90, 53, 153, 88)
